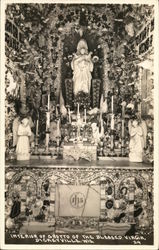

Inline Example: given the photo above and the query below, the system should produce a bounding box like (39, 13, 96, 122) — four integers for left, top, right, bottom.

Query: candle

(121, 105, 125, 138)
(56, 106, 58, 117)
(100, 111, 102, 122)
(48, 93, 50, 110)
(77, 103, 79, 116)
(111, 95, 114, 113)
(68, 107, 71, 123)
(45, 133, 49, 151)
(46, 112, 50, 130)
(101, 118, 103, 127)
(101, 118, 104, 136)
(122, 104, 125, 119)
(57, 119, 60, 136)
(122, 120, 124, 139)
(121, 102, 126, 155)
(111, 114, 114, 130)
(84, 108, 86, 123)
(36, 119, 39, 136)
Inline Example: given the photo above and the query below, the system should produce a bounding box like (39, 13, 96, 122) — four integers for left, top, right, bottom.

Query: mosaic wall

(5, 166, 153, 237)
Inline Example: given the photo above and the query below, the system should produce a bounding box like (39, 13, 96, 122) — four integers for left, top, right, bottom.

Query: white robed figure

(128, 119, 144, 162)
(13, 115, 34, 148)
(16, 118, 32, 160)
(71, 39, 93, 95)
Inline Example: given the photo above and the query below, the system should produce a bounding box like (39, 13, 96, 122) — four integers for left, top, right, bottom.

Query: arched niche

(8, 171, 37, 197)
(61, 30, 105, 110)
(118, 174, 147, 201)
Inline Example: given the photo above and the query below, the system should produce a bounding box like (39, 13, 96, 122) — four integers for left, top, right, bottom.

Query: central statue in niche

(71, 39, 93, 96)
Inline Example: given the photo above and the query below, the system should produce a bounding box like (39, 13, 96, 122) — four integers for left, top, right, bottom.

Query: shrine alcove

(61, 30, 104, 110)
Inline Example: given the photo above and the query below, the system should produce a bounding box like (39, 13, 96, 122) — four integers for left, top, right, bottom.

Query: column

(49, 180, 56, 225)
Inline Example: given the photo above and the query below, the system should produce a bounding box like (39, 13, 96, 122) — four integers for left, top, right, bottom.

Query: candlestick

(109, 133, 116, 156)
(100, 118, 104, 137)
(121, 120, 125, 153)
(77, 103, 79, 116)
(122, 106, 125, 135)
(33, 119, 39, 155)
(122, 103, 125, 119)
(77, 124, 80, 142)
(110, 114, 114, 130)
(101, 118, 103, 127)
(84, 108, 86, 123)
(68, 107, 71, 123)
(46, 112, 50, 130)
(43, 110, 51, 155)
(48, 93, 50, 111)
(100, 111, 102, 122)
(121, 102, 126, 156)
(111, 92, 114, 114)
(57, 119, 60, 137)
(36, 119, 39, 136)
(56, 106, 58, 117)
(109, 112, 115, 156)
(45, 132, 50, 155)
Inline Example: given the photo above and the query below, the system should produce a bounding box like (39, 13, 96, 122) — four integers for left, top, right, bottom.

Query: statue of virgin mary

(71, 39, 93, 95)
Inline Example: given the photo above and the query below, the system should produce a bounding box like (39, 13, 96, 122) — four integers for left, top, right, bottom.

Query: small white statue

(71, 39, 93, 95)
(59, 91, 67, 117)
(13, 115, 34, 149)
(91, 122, 100, 144)
(16, 118, 32, 160)
(128, 119, 144, 162)
(100, 94, 108, 113)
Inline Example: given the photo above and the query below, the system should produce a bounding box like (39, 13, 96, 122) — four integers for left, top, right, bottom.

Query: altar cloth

(63, 144, 97, 161)
(55, 185, 100, 217)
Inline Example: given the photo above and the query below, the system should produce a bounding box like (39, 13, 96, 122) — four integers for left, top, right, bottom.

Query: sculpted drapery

(71, 39, 93, 95)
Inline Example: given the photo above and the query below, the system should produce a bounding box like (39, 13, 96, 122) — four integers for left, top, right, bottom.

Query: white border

(153, 1, 159, 250)
(0, 0, 6, 249)
(0, 0, 159, 249)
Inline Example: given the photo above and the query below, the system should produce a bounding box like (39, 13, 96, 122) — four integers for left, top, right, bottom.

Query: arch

(8, 170, 38, 197)
(118, 173, 148, 200)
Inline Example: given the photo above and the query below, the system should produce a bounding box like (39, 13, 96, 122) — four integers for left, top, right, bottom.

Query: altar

(5, 18, 154, 165)
(4, 2, 156, 248)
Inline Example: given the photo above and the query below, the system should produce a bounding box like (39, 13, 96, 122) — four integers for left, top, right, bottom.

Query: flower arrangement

(74, 92, 91, 109)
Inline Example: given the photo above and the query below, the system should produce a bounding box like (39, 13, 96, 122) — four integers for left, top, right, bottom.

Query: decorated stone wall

(5, 166, 153, 236)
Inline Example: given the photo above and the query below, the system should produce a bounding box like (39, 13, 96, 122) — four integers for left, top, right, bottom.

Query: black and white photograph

(0, 0, 159, 249)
